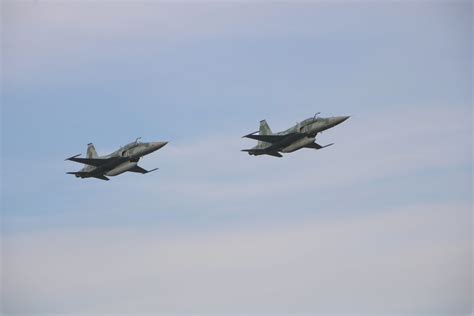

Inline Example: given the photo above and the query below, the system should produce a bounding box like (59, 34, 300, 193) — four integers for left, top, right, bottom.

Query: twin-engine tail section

(87, 143, 98, 158)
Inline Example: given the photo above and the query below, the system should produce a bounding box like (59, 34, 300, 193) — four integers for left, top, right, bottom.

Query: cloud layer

(2, 202, 471, 315)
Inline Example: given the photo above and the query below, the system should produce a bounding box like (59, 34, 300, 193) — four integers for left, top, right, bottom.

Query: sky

(1, 1, 472, 315)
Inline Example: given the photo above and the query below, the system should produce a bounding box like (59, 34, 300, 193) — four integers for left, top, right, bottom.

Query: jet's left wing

(242, 132, 301, 143)
(66, 154, 124, 167)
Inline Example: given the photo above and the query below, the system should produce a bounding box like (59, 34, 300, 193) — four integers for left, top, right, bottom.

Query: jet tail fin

(257, 120, 273, 148)
(87, 143, 98, 158)
(259, 120, 272, 135)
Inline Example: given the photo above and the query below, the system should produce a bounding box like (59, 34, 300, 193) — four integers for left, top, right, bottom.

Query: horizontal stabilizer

(242, 131, 259, 137)
(65, 154, 81, 161)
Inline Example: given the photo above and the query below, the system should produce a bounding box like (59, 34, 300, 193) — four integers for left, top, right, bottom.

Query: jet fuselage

(243, 114, 349, 157)
(66, 140, 167, 180)
(278, 116, 349, 152)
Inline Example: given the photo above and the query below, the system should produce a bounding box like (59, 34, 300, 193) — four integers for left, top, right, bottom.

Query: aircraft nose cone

(335, 116, 350, 124)
(152, 141, 168, 150)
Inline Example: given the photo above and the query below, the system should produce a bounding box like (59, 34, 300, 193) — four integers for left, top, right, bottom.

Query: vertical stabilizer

(257, 120, 273, 148)
(87, 143, 98, 158)
(259, 120, 272, 135)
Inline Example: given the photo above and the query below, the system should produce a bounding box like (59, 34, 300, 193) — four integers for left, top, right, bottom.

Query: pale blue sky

(1, 1, 472, 315)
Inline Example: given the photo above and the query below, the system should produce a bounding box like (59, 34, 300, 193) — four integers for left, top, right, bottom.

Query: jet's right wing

(65, 154, 124, 167)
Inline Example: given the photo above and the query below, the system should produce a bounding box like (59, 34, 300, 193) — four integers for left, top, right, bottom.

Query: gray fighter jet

(66, 138, 168, 181)
(242, 113, 349, 157)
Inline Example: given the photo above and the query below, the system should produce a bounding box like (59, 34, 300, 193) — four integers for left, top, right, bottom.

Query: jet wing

(305, 142, 334, 149)
(66, 154, 124, 167)
(242, 132, 301, 143)
(127, 166, 159, 174)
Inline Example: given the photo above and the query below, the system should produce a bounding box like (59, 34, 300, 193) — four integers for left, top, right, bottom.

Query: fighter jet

(66, 138, 168, 181)
(242, 113, 349, 157)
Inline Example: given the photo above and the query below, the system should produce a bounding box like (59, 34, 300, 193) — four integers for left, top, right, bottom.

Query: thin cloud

(2, 203, 471, 315)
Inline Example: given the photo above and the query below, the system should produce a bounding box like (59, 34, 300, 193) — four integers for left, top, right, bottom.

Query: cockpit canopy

(298, 113, 322, 127)
(120, 137, 142, 151)
(300, 118, 315, 126)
